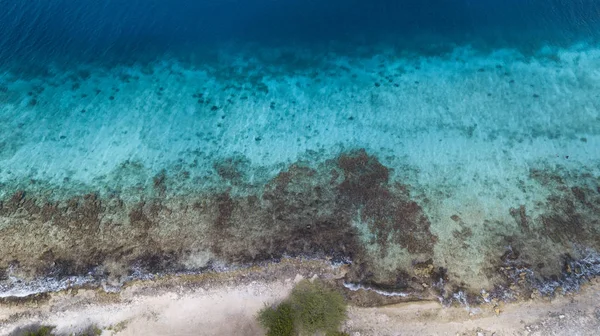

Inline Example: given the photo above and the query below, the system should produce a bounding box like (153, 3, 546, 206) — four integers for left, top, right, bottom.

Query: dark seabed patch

(1, 150, 599, 304)
(0, 150, 435, 293)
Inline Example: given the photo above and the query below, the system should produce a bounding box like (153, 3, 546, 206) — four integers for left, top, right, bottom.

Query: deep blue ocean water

(2, 0, 600, 68)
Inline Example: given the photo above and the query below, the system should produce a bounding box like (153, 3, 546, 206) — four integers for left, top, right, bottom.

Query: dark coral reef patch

(476, 168, 600, 302)
(0, 149, 437, 291)
(205, 149, 437, 289)
(2, 149, 599, 300)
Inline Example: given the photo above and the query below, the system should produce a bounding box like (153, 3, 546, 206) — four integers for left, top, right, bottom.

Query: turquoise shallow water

(0, 1, 599, 300)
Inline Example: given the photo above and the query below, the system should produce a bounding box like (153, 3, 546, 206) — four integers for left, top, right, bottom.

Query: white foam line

(0, 275, 96, 298)
(343, 282, 409, 297)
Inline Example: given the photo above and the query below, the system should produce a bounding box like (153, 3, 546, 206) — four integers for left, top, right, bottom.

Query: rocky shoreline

(2, 257, 600, 335)
(2, 250, 599, 308)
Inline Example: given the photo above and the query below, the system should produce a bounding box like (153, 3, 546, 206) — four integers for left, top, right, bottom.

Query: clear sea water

(1, 0, 600, 298)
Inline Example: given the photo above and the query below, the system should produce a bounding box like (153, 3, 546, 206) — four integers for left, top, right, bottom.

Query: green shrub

(26, 326, 54, 336)
(258, 280, 347, 335)
(9, 324, 55, 336)
(19, 325, 55, 336)
(289, 280, 347, 335)
(258, 301, 295, 336)
(72, 325, 103, 336)
(10, 323, 103, 336)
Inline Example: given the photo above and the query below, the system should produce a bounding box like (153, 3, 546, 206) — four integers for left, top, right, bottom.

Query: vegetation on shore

(258, 279, 348, 336)
(9, 324, 102, 336)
